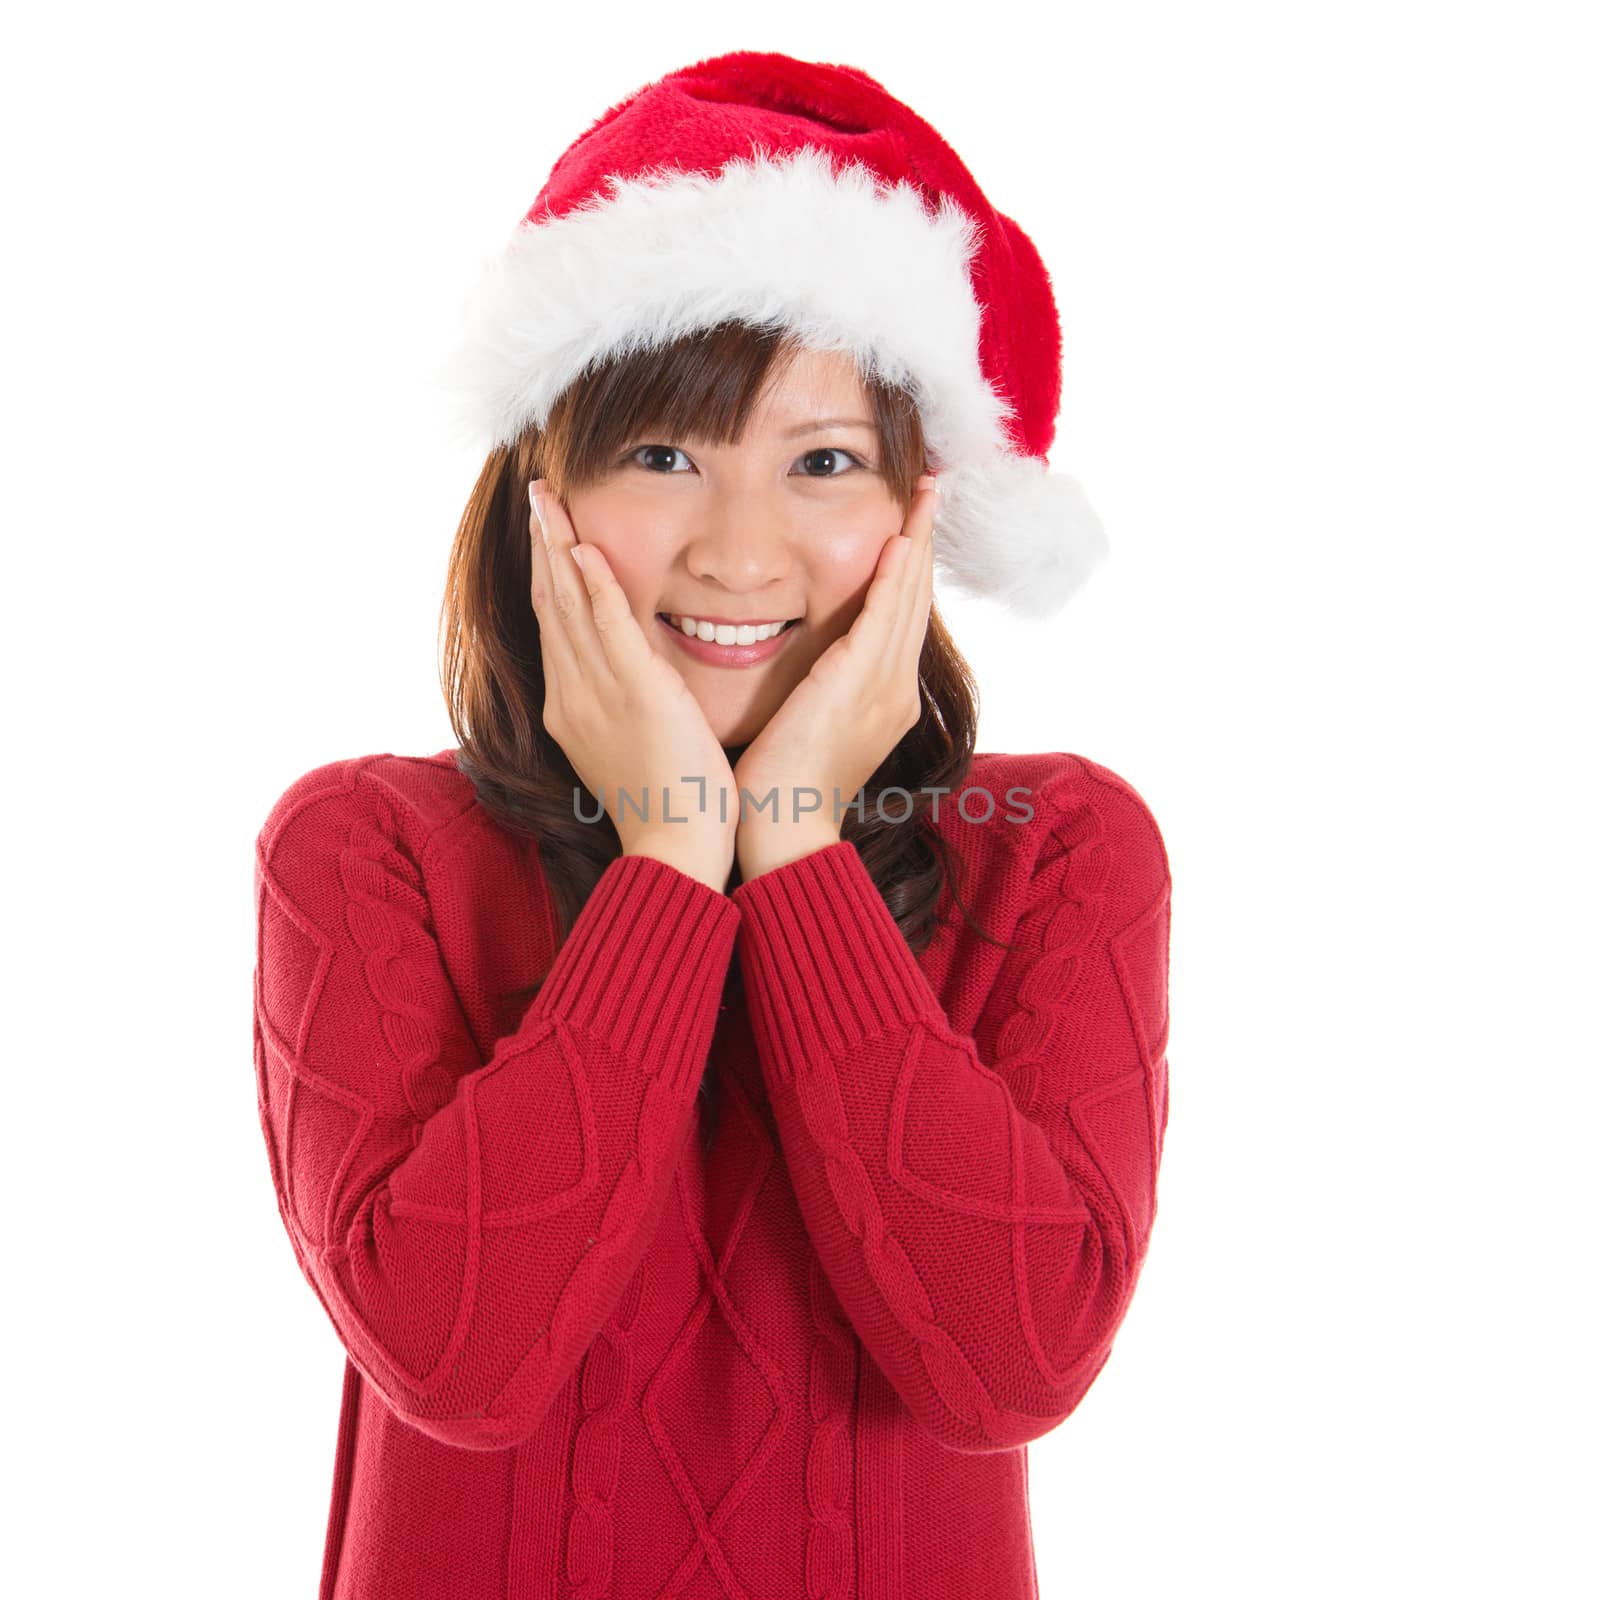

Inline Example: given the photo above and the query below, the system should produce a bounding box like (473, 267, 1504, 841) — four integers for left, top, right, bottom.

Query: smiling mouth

(657, 613, 802, 644)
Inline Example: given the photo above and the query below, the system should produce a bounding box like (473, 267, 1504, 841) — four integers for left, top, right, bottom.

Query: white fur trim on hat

(433, 146, 1107, 616)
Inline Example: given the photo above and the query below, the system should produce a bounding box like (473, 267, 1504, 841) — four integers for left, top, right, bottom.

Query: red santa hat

(436, 50, 1108, 620)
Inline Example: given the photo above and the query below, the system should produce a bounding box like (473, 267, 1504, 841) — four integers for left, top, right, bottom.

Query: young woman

(253, 51, 1172, 1600)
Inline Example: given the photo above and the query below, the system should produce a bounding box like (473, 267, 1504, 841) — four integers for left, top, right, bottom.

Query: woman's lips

(656, 613, 800, 667)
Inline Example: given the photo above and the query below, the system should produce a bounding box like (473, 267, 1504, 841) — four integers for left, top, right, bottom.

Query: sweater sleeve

(252, 759, 739, 1452)
(730, 767, 1171, 1454)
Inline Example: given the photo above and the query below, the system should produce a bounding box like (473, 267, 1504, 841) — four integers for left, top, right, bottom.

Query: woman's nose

(682, 495, 795, 589)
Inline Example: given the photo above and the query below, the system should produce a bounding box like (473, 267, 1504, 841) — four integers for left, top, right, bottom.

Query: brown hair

(438, 319, 1007, 1145)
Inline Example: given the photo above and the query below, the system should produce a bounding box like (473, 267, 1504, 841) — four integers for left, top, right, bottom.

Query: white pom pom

(932, 453, 1110, 620)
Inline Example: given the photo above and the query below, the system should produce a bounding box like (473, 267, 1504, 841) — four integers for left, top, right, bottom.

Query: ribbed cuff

(731, 839, 936, 1089)
(529, 852, 740, 1098)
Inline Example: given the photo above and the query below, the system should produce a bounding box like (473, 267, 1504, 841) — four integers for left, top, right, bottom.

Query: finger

(913, 477, 937, 625)
(856, 529, 909, 647)
(887, 476, 939, 664)
(532, 480, 614, 687)
(528, 481, 579, 685)
(567, 540, 655, 681)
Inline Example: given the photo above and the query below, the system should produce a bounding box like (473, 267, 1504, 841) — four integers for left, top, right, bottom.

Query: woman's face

(562, 347, 910, 749)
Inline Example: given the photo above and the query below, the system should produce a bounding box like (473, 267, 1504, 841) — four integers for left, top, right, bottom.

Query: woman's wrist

(622, 833, 735, 895)
(734, 817, 842, 882)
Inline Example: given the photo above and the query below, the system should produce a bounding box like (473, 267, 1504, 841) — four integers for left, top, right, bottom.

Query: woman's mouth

(656, 611, 802, 667)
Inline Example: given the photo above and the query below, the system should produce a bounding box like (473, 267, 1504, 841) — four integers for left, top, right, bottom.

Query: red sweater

(252, 747, 1171, 1599)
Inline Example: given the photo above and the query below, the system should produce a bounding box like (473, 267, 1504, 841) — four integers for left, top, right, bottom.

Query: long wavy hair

(439, 319, 1009, 1145)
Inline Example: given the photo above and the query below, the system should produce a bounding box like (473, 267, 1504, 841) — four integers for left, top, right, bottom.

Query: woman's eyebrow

(779, 416, 875, 437)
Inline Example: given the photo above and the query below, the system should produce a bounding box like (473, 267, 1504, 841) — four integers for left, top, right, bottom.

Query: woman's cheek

(811, 502, 896, 566)
(818, 529, 894, 597)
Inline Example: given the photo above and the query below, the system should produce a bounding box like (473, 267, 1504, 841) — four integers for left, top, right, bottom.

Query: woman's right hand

(528, 479, 737, 892)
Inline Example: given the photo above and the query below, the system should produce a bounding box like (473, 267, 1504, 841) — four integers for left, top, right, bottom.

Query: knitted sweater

(252, 747, 1172, 1599)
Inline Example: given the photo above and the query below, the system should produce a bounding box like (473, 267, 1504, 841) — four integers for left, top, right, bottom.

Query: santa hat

(435, 50, 1108, 620)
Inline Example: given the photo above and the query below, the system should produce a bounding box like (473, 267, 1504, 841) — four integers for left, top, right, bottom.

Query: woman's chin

(706, 706, 770, 754)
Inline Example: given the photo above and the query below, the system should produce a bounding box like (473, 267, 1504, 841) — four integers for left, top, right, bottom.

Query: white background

(7, 2, 1595, 1594)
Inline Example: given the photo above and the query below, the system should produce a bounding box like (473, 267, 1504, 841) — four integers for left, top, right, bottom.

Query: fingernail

(527, 480, 543, 525)
(570, 545, 588, 571)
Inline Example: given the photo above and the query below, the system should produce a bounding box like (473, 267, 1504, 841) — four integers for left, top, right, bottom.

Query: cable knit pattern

(991, 775, 1111, 1125)
(566, 1263, 648, 1598)
(251, 748, 1171, 1599)
(254, 755, 738, 1458)
(803, 1253, 857, 1598)
(731, 766, 1171, 1456)
(337, 792, 457, 1128)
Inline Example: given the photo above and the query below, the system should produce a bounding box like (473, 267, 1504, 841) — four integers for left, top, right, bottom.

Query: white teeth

(665, 614, 791, 644)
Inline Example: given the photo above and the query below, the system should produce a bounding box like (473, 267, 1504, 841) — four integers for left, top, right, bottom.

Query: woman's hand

(732, 474, 939, 879)
(528, 480, 738, 891)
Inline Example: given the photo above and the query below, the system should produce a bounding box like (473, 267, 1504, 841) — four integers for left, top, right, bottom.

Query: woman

(252, 50, 1172, 1600)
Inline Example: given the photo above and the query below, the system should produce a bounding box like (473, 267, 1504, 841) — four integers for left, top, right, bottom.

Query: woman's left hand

(732, 473, 939, 878)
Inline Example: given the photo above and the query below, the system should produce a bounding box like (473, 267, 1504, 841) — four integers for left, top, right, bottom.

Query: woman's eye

(625, 444, 867, 476)
(796, 447, 865, 477)
(630, 445, 692, 473)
